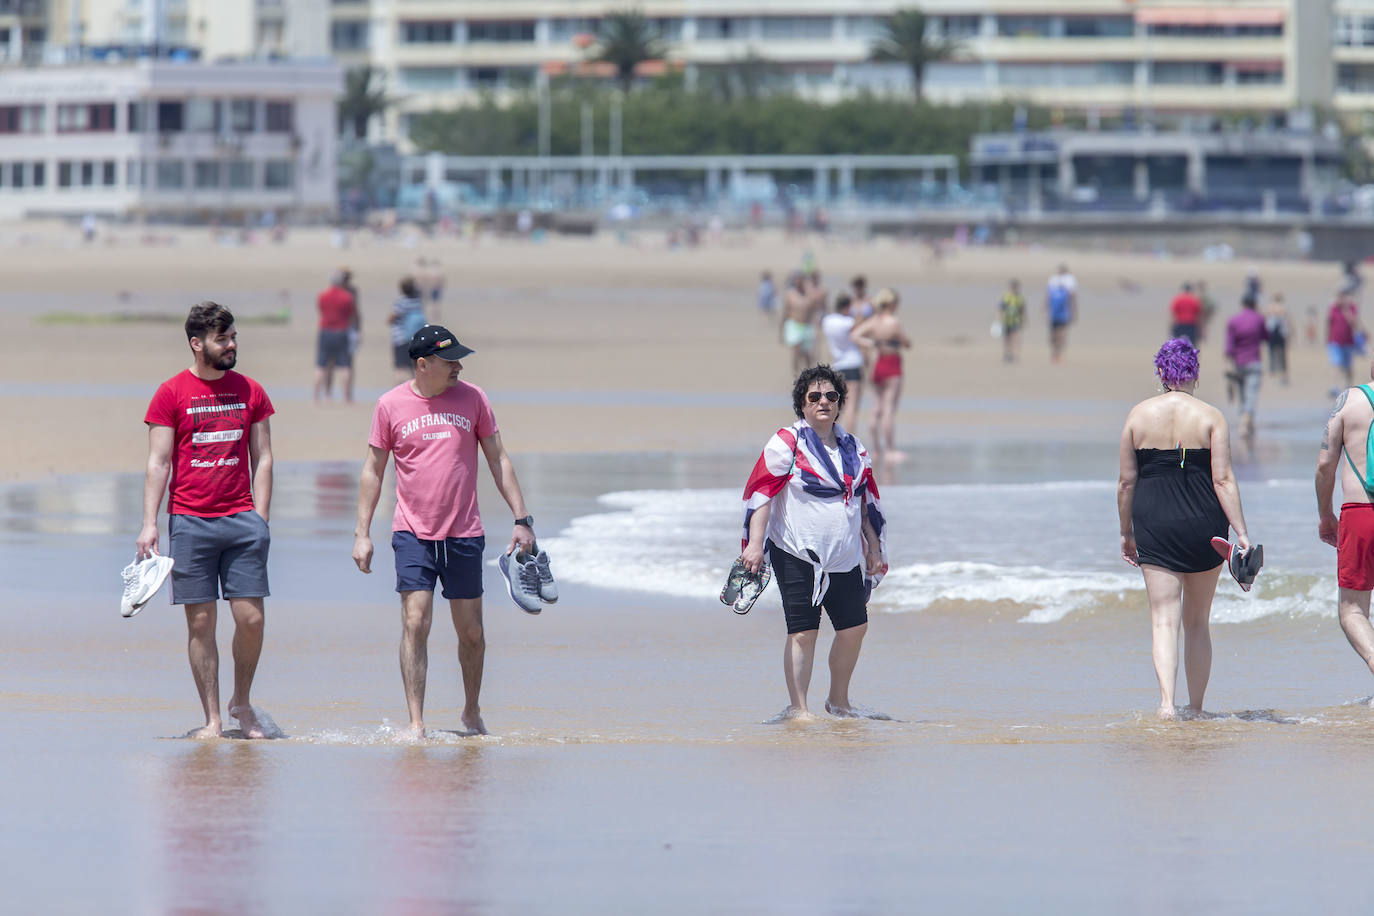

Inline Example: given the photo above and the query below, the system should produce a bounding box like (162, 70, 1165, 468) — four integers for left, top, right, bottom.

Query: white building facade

(322, 0, 1336, 144)
(0, 60, 341, 219)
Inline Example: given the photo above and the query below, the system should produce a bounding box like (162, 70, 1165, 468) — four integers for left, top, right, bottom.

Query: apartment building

(324, 1, 1334, 144)
(0, 0, 47, 64)
(0, 60, 341, 218)
(44, 0, 329, 62)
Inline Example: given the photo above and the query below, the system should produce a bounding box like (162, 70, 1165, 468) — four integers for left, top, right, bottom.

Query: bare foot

(228, 704, 266, 740)
(825, 700, 861, 718)
(461, 711, 488, 736)
(1156, 704, 1177, 721)
(406, 722, 426, 740)
(764, 705, 816, 724)
(186, 724, 221, 739)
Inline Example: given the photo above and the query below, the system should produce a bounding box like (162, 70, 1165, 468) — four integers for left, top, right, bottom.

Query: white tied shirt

(820, 313, 863, 371)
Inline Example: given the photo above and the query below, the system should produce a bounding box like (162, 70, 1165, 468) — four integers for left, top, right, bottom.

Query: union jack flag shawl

(740, 420, 888, 597)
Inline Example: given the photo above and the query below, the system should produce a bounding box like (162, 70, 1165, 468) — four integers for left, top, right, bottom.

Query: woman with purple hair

(1117, 337, 1255, 720)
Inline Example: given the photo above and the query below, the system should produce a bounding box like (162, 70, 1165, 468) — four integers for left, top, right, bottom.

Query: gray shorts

(167, 510, 270, 604)
(317, 329, 352, 369)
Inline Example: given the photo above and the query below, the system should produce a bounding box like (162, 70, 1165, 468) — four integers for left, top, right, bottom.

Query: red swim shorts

(1338, 502, 1374, 590)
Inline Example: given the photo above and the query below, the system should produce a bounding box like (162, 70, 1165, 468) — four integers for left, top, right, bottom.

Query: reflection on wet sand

(379, 745, 487, 912)
(153, 742, 269, 913)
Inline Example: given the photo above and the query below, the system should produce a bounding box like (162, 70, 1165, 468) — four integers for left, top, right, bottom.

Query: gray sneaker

(533, 549, 558, 603)
(499, 550, 543, 614)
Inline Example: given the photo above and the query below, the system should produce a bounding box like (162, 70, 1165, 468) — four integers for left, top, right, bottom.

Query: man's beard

(209, 350, 236, 370)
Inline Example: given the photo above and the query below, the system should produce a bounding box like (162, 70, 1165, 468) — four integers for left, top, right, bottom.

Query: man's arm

(352, 445, 390, 573)
(248, 417, 273, 523)
(479, 432, 535, 556)
(1317, 391, 1348, 547)
(137, 425, 174, 560)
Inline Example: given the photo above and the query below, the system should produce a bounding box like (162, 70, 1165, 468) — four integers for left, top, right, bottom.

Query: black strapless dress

(1132, 448, 1228, 572)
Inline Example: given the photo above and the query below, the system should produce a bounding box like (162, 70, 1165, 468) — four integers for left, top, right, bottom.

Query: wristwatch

(514, 515, 534, 529)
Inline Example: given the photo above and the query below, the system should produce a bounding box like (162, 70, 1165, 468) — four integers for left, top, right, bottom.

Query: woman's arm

(1209, 412, 1252, 550)
(741, 502, 771, 573)
(1117, 415, 1139, 566)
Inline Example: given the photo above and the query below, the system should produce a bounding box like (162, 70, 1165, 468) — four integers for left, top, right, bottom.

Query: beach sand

(3, 224, 1372, 911)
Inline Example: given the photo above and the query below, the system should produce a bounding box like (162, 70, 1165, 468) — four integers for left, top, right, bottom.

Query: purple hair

(1154, 337, 1199, 387)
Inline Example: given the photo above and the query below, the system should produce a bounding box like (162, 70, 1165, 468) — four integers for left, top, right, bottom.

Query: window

(58, 161, 72, 188)
(157, 101, 184, 132)
(401, 20, 454, 43)
(1063, 16, 1133, 38)
(264, 101, 293, 132)
(1151, 61, 1224, 85)
(696, 17, 738, 39)
(155, 160, 185, 189)
(0, 105, 45, 134)
(1147, 23, 1282, 38)
(194, 160, 220, 188)
(846, 16, 885, 39)
(10, 162, 25, 188)
(102, 160, 116, 186)
(80, 161, 95, 186)
(185, 99, 220, 132)
(1236, 65, 1283, 85)
(401, 67, 459, 90)
(998, 16, 1053, 38)
(57, 103, 116, 133)
(651, 17, 683, 41)
(127, 101, 145, 133)
(264, 160, 293, 189)
(331, 20, 369, 50)
(227, 160, 254, 189)
(550, 17, 599, 41)
(936, 15, 982, 39)
(467, 20, 535, 42)
(127, 160, 143, 188)
(31, 161, 44, 187)
(228, 98, 255, 132)
(759, 17, 832, 40)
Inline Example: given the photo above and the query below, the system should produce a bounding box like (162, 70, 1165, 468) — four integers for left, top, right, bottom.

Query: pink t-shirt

(144, 369, 275, 517)
(368, 380, 497, 540)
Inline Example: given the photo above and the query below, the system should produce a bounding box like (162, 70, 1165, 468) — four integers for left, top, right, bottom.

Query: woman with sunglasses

(740, 365, 888, 720)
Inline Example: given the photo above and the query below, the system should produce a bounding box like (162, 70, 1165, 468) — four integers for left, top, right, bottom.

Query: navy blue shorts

(392, 532, 485, 600)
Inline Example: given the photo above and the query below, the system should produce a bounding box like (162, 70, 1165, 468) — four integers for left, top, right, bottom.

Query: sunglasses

(806, 390, 840, 403)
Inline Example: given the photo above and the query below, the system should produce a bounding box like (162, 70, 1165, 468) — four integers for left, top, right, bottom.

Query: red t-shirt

(144, 369, 275, 517)
(317, 285, 356, 331)
(1170, 292, 1202, 325)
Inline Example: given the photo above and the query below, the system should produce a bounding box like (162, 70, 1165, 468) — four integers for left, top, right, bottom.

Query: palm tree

(338, 66, 390, 140)
(590, 8, 666, 93)
(869, 9, 962, 103)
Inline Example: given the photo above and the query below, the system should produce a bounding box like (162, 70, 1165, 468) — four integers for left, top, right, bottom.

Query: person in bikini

(1316, 363, 1374, 687)
(852, 288, 911, 478)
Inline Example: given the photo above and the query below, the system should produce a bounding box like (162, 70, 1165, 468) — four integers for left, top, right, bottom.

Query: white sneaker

(120, 555, 174, 618)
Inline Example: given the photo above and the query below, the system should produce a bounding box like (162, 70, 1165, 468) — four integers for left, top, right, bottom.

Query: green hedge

(409, 84, 1056, 168)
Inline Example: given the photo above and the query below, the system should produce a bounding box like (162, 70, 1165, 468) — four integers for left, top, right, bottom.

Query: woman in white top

(821, 293, 866, 433)
(741, 366, 887, 719)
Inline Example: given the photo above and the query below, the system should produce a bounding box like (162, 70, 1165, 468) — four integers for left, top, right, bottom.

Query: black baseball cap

(408, 325, 475, 361)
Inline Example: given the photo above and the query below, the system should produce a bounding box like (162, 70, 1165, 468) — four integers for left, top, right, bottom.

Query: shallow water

(5, 442, 1374, 911)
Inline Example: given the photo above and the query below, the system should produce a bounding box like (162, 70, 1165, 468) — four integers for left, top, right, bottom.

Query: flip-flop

(1211, 537, 1264, 592)
(720, 558, 772, 615)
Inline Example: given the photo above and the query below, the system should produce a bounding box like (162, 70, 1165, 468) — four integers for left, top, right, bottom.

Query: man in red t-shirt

(138, 302, 276, 739)
(1169, 282, 1203, 344)
(315, 271, 358, 404)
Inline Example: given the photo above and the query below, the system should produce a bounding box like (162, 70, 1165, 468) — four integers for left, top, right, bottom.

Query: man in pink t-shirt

(353, 325, 540, 737)
(138, 301, 276, 739)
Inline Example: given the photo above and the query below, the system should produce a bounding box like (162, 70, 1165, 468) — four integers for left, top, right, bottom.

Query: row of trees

(339, 8, 961, 141)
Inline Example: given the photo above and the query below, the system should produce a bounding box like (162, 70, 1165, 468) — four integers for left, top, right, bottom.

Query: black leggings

(768, 543, 868, 634)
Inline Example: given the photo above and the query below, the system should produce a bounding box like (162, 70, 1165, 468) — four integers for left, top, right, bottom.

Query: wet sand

(3, 225, 1372, 911)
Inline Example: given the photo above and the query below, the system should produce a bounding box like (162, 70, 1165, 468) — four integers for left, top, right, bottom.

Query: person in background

(999, 278, 1025, 363)
(1225, 295, 1268, 439)
(1046, 264, 1077, 363)
(314, 270, 358, 404)
(1329, 292, 1362, 396)
(757, 270, 777, 314)
(1168, 282, 1202, 345)
(821, 293, 866, 432)
(390, 277, 427, 384)
(1265, 293, 1290, 386)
